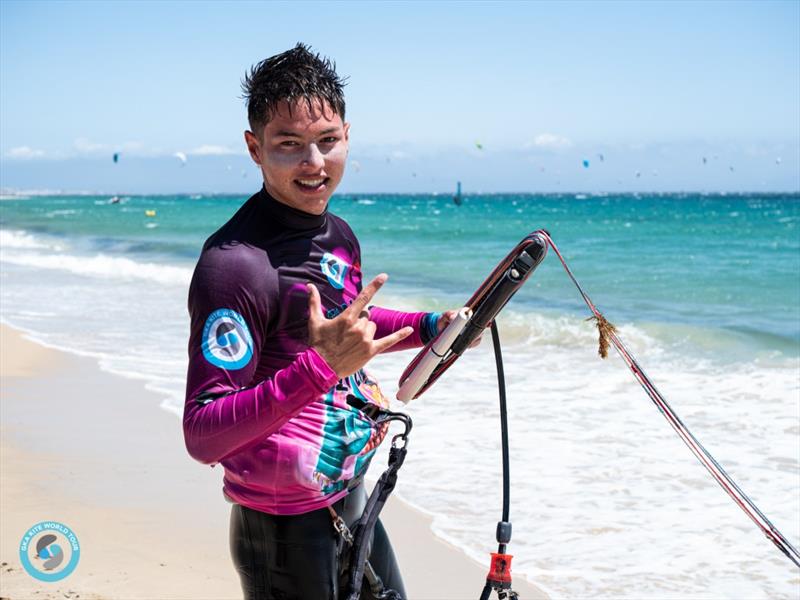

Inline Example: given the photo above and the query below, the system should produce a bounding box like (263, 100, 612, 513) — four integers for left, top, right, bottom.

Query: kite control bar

(397, 230, 548, 402)
(395, 231, 549, 599)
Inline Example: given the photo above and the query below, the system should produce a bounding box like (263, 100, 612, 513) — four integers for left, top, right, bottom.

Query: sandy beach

(0, 323, 548, 600)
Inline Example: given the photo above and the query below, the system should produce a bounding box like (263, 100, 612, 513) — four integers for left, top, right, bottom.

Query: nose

(301, 143, 324, 170)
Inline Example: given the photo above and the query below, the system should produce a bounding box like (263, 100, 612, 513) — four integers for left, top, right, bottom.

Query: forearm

(182, 348, 338, 465)
(369, 306, 440, 352)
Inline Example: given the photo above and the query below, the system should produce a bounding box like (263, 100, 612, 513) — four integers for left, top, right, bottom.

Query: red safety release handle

(486, 552, 513, 586)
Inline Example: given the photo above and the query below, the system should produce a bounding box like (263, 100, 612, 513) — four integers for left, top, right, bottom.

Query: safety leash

(538, 229, 800, 569)
(479, 320, 519, 600)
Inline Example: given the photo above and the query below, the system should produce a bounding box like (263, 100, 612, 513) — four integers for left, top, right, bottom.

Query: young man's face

(245, 98, 350, 215)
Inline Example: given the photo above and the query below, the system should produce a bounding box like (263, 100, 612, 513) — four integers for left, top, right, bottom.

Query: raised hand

(307, 274, 413, 378)
(437, 309, 483, 348)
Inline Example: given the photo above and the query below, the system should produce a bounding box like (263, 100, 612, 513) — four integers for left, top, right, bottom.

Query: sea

(1, 190, 798, 599)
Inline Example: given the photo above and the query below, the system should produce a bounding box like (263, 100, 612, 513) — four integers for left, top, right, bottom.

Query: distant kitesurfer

(174, 151, 187, 166)
(182, 44, 458, 599)
(453, 180, 463, 206)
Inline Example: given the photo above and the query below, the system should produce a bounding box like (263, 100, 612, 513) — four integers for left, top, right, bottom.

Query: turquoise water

(3, 191, 798, 357)
(2, 191, 799, 598)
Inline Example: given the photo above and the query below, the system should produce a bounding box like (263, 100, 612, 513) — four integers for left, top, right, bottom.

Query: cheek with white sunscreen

(265, 148, 303, 167)
(323, 142, 348, 165)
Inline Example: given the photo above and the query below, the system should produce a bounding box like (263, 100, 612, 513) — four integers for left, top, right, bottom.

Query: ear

(244, 130, 262, 164)
(343, 122, 350, 142)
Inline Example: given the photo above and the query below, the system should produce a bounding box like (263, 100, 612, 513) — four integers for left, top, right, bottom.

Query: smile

(294, 177, 329, 191)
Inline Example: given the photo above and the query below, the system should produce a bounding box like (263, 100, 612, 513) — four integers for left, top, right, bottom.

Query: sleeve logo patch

(202, 309, 254, 370)
(320, 252, 350, 290)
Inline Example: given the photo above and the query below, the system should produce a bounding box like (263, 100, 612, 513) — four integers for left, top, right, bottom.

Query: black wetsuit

(230, 483, 406, 599)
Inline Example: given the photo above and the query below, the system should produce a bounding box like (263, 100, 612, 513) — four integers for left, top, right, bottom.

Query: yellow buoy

(145, 209, 156, 217)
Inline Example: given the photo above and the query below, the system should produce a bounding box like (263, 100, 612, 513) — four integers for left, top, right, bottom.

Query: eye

(280, 140, 300, 147)
(320, 136, 338, 144)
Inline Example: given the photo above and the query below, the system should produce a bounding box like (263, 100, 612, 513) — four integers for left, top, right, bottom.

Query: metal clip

(328, 507, 354, 544)
(391, 432, 409, 450)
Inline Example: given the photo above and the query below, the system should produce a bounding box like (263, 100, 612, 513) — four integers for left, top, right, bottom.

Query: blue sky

(1, 0, 798, 193)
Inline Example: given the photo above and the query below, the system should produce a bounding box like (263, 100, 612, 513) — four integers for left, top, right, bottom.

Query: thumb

(438, 309, 457, 333)
(307, 283, 322, 322)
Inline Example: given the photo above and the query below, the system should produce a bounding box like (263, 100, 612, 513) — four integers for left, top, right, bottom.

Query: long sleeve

(369, 306, 441, 352)
(183, 347, 337, 465)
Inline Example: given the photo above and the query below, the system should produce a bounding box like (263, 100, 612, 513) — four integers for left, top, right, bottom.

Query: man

(182, 44, 446, 599)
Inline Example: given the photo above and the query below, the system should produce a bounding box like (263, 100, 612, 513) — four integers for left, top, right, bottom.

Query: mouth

(294, 177, 330, 193)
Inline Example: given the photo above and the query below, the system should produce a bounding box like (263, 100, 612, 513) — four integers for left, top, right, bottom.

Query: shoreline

(0, 323, 548, 600)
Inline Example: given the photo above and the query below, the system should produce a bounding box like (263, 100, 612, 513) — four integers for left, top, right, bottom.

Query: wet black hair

(242, 43, 348, 136)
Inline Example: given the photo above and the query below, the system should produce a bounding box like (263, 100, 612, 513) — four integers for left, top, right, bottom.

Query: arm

(368, 306, 442, 352)
(182, 249, 338, 466)
(183, 347, 338, 466)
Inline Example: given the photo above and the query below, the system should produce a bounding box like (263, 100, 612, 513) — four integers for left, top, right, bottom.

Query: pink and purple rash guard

(183, 188, 440, 515)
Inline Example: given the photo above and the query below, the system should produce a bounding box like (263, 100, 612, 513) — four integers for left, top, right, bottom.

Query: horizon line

(2, 188, 799, 198)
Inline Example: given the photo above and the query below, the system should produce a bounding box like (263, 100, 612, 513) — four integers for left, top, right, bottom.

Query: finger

(307, 283, 322, 322)
(364, 319, 377, 340)
(372, 326, 413, 354)
(344, 273, 387, 318)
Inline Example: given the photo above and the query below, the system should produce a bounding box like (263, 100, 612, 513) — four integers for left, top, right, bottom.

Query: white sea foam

(45, 209, 80, 218)
(0, 229, 65, 251)
(2, 251, 191, 285)
(0, 230, 192, 286)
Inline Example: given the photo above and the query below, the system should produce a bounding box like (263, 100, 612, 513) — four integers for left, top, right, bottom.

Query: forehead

(263, 98, 343, 135)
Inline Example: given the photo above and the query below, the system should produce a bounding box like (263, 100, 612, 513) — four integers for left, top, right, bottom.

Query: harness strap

(330, 397, 411, 599)
(344, 440, 407, 600)
(329, 505, 401, 600)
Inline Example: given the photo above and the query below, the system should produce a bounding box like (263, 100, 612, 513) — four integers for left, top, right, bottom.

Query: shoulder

(326, 211, 354, 236)
(192, 191, 277, 290)
(327, 211, 361, 252)
(189, 240, 276, 314)
(195, 241, 268, 279)
(202, 191, 264, 250)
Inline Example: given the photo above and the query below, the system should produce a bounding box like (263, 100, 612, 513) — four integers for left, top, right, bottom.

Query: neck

(259, 186, 327, 231)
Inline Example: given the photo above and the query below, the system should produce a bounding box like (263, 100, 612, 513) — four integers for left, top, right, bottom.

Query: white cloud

(188, 144, 239, 156)
(528, 133, 573, 150)
(5, 146, 46, 159)
(73, 138, 109, 154)
(72, 139, 166, 157)
(119, 141, 145, 153)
